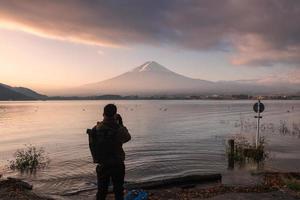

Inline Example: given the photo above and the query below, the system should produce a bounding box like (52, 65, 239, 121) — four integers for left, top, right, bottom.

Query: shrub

(286, 180, 300, 191)
(9, 145, 50, 173)
(227, 135, 268, 164)
(279, 120, 290, 135)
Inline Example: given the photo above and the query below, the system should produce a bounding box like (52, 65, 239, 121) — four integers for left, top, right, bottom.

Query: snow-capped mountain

(72, 61, 300, 96)
(79, 61, 215, 95)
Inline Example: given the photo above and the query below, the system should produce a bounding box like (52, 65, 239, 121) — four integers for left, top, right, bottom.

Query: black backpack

(87, 125, 120, 164)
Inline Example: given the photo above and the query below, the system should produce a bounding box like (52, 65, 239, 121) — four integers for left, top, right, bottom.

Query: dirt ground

(1, 172, 300, 200)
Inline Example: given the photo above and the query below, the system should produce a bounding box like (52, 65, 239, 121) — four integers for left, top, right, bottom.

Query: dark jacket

(89, 118, 131, 164)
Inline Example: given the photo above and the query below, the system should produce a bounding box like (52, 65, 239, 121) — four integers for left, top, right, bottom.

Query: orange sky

(0, 1, 299, 95)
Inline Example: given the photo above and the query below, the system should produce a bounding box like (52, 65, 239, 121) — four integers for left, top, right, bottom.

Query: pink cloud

(0, 0, 299, 67)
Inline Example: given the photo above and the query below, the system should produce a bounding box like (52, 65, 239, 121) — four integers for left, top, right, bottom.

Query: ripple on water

(0, 100, 299, 196)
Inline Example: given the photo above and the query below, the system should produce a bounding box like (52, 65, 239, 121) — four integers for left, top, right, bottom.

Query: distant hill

(12, 87, 47, 99)
(0, 83, 47, 100)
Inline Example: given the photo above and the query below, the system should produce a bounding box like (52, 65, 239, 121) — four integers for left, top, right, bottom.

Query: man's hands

(118, 126, 131, 144)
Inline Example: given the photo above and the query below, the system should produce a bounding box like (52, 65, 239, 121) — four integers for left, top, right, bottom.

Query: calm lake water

(0, 100, 300, 196)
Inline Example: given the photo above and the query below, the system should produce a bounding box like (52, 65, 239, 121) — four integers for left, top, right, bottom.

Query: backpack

(88, 124, 120, 164)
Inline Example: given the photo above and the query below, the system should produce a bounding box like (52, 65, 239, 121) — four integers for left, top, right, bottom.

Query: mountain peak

(131, 61, 173, 73)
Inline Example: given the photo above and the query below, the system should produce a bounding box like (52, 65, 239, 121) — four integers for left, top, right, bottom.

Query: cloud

(0, 0, 300, 66)
(231, 34, 300, 66)
(245, 71, 300, 94)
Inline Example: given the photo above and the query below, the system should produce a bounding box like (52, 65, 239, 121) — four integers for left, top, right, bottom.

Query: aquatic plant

(227, 135, 268, 164)
(234, 115, 255, 132)
(292, 123, 300, 137)
(286, 180, 300, 191)
(279, 120, 290, 135)
(233, 114, 300, 138)
(9, 145, 50, 173)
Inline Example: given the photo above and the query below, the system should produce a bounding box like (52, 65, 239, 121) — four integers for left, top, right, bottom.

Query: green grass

(227, 136, 268, 164)
(286, 181, 300, 191)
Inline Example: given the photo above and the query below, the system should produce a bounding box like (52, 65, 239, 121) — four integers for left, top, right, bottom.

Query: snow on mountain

(131, 61, 173, 73)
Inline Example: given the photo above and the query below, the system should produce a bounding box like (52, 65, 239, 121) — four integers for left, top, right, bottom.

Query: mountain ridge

(0, 83, 47, 100)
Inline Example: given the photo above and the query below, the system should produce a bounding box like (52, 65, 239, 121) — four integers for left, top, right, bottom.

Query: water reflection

(0, 100, 299, 195)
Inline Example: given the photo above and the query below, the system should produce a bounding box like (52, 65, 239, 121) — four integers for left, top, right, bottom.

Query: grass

(234, 115, 300, 138)
(286, 180, 300, 191)
(227, 135, 268, 164)
(279, 120, 290, 135)
(9, 145, 50, 173)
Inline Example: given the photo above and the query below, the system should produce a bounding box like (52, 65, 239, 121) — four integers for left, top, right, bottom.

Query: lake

(0, 100, 300, 196)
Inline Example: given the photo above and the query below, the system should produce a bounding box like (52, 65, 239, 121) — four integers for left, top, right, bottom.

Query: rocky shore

(0, 177, 53, 200)
(145, 172, 300, 200)
(1, 172, 299, 200)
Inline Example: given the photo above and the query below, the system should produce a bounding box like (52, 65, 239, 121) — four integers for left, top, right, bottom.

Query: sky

(0, 0, 300, 94)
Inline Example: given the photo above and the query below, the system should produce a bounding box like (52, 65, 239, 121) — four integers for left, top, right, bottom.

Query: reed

(227, 135, 268, 164)
(9, 145, 50, 173)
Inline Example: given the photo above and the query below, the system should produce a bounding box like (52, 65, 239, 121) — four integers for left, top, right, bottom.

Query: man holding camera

(88, 104, 131, 200)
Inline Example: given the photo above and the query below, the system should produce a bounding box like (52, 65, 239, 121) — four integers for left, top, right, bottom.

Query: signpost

(253, 100, 264, 148)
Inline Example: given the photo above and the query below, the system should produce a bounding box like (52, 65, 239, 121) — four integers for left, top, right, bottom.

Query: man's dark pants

(96, 162, 125, 200)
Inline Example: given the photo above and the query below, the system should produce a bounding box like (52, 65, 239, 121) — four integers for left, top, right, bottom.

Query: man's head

(103, 104, 117, 119)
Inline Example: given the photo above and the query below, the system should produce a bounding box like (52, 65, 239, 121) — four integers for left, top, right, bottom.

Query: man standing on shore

(89, 104, 131, 200)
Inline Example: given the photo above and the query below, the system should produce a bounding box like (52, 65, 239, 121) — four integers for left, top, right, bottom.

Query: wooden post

(228, 139, 234, 155)
(228, 139, 235, 169)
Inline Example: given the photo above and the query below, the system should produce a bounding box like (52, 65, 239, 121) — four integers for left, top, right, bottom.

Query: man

(89, 104, 131, 200)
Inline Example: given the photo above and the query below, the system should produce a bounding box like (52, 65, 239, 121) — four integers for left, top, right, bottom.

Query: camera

(115, 114, 123, 126)
(86, 129, 92, 134)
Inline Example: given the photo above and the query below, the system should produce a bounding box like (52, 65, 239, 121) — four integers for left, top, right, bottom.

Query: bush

(9, 145, 50, 173)
(227, 135, 268, 164)
(286, 180, 300, 191)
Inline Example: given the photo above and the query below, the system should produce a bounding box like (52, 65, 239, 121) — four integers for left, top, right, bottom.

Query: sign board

(253, 100, 264, 148)
(253, 102, 265, 113)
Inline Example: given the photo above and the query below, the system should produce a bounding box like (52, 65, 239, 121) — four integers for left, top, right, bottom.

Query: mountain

(73, 61, 300, 96)
(79, 61, 215, 95)
(12, 87, 47, 99)
(0, 84, 31, 100)
(0, 83, 47, 100)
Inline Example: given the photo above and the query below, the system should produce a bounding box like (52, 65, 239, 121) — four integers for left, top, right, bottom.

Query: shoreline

(1, 172, 299, 200)
(1, 98, 300, 102)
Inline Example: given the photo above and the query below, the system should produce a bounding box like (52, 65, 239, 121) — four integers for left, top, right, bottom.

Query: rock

(6, 177, 33, 190)
(0, 177, 52, 200)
